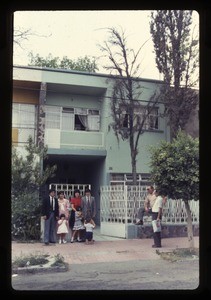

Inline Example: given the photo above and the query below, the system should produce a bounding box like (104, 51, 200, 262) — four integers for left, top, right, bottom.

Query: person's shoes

(152, 244, 162, 248)
(59, 239, 62, 244)
(44, 242, 49, 246)
(135, 220, 143, 225)
(70, 238, 74, 243)
(63, 240, 67, 244)
(77, 238, 82, 242)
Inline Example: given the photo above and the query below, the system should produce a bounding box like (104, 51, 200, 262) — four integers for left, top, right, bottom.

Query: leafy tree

(148, 130, 199, 248)
(28, 52, 99, 72)
(150, 10, 199, 139)
(98, 27, 163, 184)
(11, 136, 57, 241)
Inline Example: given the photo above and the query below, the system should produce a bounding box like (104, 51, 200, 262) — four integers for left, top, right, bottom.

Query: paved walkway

(12, 227, 199, 265)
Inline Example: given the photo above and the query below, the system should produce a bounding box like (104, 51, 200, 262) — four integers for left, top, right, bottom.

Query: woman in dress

(69, 189, 82, 233)
(57, 190, 70, 241)
(57, 190, 70, 220)
(71, 206, 85, 243)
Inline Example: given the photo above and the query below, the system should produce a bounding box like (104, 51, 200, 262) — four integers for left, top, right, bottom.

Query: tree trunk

(131, 151, 137, 185)
(184, 200, 195, 249)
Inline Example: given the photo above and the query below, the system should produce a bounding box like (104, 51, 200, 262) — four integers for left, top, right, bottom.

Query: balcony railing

(45, 129, 104, 149)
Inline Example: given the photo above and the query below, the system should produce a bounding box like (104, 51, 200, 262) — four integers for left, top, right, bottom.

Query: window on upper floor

(45, 106, 100, 131)
(12, 103, 37, 144)
(45, 106, 61, 129)
(122, 106, 159, 131)
(12, 103, 36, 128)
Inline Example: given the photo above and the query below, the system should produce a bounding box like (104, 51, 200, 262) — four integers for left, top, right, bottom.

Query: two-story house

(12, 65, 170, 224)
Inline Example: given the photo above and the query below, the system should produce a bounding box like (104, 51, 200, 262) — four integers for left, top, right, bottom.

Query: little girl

(71, 206, 85, 243)
(57, 213, 69, 244)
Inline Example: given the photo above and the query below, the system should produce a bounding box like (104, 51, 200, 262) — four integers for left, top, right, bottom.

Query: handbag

(152, 219, 161, 232)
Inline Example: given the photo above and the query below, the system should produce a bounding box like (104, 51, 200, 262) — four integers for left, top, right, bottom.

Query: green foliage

(150, 10, 199, 138)
(148, 130, 199, 201)
(157, 247, 199, 262)
(28, 52, 99, 73)
(12, 253, 49, 268)
(11, 136, 57, 241)
(150, 10, 198, 88)
(11, 192, 41, 241)
(51, 254, 65, 267)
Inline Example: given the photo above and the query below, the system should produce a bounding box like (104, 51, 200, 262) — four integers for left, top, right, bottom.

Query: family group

(42, 188, 96, 246)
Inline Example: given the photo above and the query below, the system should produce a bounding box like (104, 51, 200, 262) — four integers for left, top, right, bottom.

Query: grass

(156, 247, 199, 262)
(12, 253, 50, 268)
(12, 253, 67, 269)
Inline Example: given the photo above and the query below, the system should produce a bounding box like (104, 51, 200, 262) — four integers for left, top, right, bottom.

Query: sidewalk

(12, 227, 199, 266)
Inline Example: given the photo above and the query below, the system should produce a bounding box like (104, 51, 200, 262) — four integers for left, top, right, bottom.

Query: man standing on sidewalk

(42, 188, 59, 245)
(151, 189, 167, 248)
(81, 188, 96, 221)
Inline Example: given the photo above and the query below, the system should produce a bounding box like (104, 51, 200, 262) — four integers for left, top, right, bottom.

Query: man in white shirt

(151, 189, 167, 248)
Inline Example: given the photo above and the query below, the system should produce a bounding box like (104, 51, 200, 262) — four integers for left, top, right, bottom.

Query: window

(123, 114, 129, 128)
(12, 103, 36, 128)
(64, 107, 100, 131)
(46, 106, 100, 132)
(62, 107, 74, 130)
(145, 108, 159, 130)
(74, 108, 87, 130)
(12, 103, 37, 144)
(87, 109, 100, 131)
(121, 105, 159, 130)
(45, 106, 61, 129)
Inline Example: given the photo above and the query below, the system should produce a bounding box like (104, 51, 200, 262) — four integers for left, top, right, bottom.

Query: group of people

(42, 184, 167, 249)
(42, 188, 96, 246)
(135, 185, 167, 248)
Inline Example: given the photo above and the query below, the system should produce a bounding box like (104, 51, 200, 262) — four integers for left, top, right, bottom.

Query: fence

(100, 185, 199, 238)
(49, 183, 91, 198)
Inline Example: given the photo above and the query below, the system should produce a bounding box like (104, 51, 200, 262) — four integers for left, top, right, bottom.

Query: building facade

(12, 65, 171, 224)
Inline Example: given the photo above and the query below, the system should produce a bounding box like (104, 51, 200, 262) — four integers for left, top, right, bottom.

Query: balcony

(45, 129, 104, 150)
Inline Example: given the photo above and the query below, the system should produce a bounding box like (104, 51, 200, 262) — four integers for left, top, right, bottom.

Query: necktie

(50, 197, 54, 210)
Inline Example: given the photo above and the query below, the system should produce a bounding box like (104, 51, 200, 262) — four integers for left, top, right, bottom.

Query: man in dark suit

(42, 188, 59, 245)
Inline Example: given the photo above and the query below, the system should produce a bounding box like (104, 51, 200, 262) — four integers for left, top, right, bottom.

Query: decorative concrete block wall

(126, 224, 199, 239)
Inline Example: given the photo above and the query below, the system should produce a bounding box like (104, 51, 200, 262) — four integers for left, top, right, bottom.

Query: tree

(148, 130, 199, 248)
(98, 27, 163, 184)
(11, 136, 57, 240)
(13, 27, 34, 49)
(150, 10, 199, 139)
(28, 52, 99, 73)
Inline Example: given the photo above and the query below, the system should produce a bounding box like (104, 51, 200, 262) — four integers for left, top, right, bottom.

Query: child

(84, 217, 95, 245)
(57, 213, 69, 244)
(71, 206, 85, 243)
